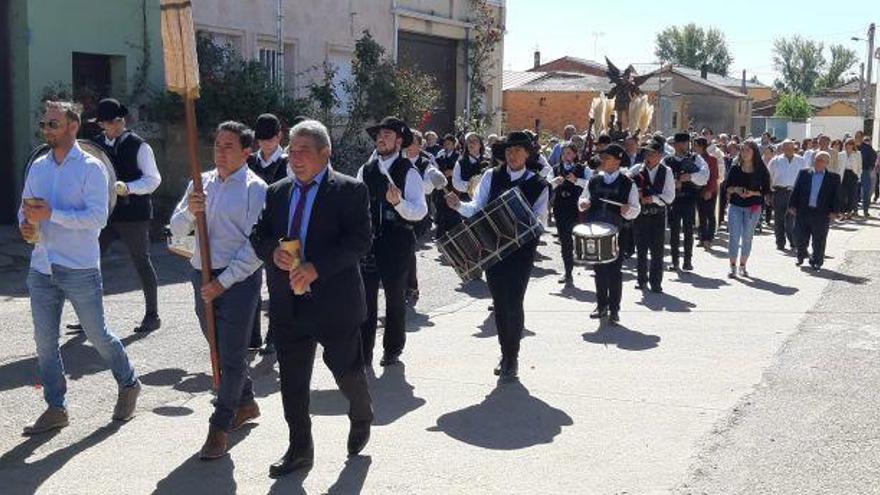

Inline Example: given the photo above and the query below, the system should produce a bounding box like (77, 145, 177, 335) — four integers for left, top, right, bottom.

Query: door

(397, 31, 457, 134)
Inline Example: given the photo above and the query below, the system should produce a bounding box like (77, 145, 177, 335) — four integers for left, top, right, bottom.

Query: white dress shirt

(257, 145, 284, 169)
(169, 165, 267, 289)
(452, 155, 481, 193)
(628, 162, 676, 206)
(356, 152, 428, 222)
(551, 162, 591, 189)
(455, 166, 550, 226)
(410, 154, 447, 194)
(578, 170, 641, 220)
(20, 142, 109, 274)
(768, 154, 806, 188)
(102, 133, 162, 195)
(537, 154, 553, 178)
(839, 151, 862, 175)
(708, 144, 726, 183)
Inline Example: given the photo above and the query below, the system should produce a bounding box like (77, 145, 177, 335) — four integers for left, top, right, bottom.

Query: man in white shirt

(447, 131, 548, 380)
(88, 98, 163, 334)
(357, 117, 428, 367)
(767, 140, 805, 251)
(170, 121, 267, 459)
(629, 141, 676, 293)
(20, 101, 140, 436)
(578, 144, 641, 324)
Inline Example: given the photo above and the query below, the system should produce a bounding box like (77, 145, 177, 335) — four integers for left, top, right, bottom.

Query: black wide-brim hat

(88, 98, 128, 123)
(498, 130, 534, 152)
(673, 132, 691, 143)
(366, 116, 414, 148)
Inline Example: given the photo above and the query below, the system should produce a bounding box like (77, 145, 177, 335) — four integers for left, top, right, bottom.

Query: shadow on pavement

(325, 455, 372, 494)
(152, 423, 256, 495)
(427, 381, 573, 450)
(737, 276, 799, 295)
(635, 290, 696, 312)
(0, 422, 122, 494)
(582, 324, 661, 351)
(472, 313, 534, 339)
(310, 364, 426, 426)
(549, 283, 596, 303)
(673, 270, 730, 290)
(0, 331, 150, 394)
(802, 267, 870, 285)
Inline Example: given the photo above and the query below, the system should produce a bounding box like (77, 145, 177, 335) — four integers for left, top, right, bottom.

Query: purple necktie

(288, 181, 315, 239)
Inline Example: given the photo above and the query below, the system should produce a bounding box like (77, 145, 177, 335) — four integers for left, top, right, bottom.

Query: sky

(502, 0, 877, 85)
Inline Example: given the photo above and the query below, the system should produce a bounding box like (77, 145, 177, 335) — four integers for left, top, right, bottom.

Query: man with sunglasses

(19, 101, 141, 435)
(81, 98, 162, 333)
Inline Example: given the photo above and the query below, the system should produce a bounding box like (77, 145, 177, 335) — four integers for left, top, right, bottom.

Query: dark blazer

(250, 167, 372, 338)
(788, 168, 841, 215)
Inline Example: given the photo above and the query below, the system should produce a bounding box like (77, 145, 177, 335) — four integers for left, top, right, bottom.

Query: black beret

(597, 134, 612, 145)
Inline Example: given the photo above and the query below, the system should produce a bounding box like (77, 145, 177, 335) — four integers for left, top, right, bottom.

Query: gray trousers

(771, 189, 795, 249)
(100, 221, 158, 317)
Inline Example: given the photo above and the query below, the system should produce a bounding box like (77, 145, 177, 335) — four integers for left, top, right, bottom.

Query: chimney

(700, 64, 708, 79)
(741, 69, 747, 94)
(533, 50, 541, 69)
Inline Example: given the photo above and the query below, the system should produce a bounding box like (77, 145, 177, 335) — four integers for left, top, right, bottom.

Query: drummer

(551, 142, 591, 286)
(577, 143, 641, 325)
(446, 131, 549, 381)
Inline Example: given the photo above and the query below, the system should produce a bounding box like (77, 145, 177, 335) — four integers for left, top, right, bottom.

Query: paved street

(1, 209, 879, 494)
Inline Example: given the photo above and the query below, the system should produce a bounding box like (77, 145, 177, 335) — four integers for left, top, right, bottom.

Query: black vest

(96, 130, 152, 222)
(412, 152, 432, 177)
(633, 163, 668, 215)
(246, 150, 288, 185)
(361, 155, 417, 264)
(457, 155, 485, 182)
(663, 153, 702, 200)
(585, 173, 632, 226)
(552, 163, 587, 219)
(435, 150, 459, 174)
(487, 165, 547, 207)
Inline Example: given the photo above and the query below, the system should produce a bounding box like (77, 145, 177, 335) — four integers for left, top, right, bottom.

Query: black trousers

(407, 251, 418, 291)
(276, 325, 372, 450)
(619, 221, 635, 257)
(433, 191, 461, 239)
(486, 242, 536, 360)
(556, 215, 577, 276)
(795, 209, 830, 267)
(633, 212, 666, 289)
(249, 268, 272, 348)
(668, 198, 696, 264)
(99, 220, 158, 317)
(697, 194, 717, 242)
(361, 264, 409, 362)
(718, 185, 728, 225)
(594, 255, 623, 312)
(772, 189, 795, 248)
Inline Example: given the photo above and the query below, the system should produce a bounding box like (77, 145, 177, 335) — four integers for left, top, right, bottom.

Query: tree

(772, 36, 825, 95)
(817, 44, 859, 90)
(774, 92, 813, 120)
(654, 23, 733, 76)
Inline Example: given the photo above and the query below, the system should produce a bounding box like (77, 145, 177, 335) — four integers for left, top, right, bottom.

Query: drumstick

(598, 197, 625, 207)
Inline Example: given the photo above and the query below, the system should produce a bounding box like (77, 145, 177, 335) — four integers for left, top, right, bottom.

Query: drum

(24, 139, 118, 211)
(573, 222, 619, 265)
(438, 188, 543, 282)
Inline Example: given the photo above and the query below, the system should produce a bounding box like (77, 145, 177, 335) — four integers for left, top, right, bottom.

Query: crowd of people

(15, 96, 879, 477)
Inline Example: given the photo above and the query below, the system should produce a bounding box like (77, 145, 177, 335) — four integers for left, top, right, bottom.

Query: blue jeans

(191, 269, 260, 431)
(727, 204, 762, 261)
(27, 266, 137, 408)
(861, 170, 873, 214)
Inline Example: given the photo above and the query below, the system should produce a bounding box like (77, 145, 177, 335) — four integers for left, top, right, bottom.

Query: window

(672, 112, 678, 128)
(328, 50, 353, 115)
(259, 47, 282, 83)
(204, 31, 242, 56)
(539, 96, 547, 107)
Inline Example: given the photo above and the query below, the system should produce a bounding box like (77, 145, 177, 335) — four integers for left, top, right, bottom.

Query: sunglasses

(38, 120, 63, 130)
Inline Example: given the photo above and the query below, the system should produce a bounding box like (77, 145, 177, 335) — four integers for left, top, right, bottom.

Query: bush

(774, 92, 813, 121)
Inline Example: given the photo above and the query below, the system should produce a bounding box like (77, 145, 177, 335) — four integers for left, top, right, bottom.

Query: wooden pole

(184, 95, 220, 388)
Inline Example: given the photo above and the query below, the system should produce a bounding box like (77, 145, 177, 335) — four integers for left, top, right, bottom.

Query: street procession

(2, 0, 880, 493)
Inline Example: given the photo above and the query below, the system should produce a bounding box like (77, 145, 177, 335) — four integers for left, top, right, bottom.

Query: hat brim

(366, 124, 414, 148)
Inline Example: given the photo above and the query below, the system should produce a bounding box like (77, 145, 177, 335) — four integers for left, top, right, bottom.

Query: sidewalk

(1, 212, 879, 494)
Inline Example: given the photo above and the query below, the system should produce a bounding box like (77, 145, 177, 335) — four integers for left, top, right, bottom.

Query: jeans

(727, 204, 762, 261)
(28, 266, 137, 408)
(191, 269, 260, 431)
(861, 170, 873, 214)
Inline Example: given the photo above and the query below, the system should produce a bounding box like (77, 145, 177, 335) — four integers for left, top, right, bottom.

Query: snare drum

(573, 222, 619, 265)
(438, 188, 543, 282)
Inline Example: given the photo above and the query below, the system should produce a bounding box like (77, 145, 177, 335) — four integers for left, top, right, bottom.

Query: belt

(772, 186, 792, 192)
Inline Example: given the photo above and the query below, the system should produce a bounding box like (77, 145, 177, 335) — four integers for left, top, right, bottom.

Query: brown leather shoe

(112, 380, 141, 421)
(23, 407, 69, 436)
(199, 426, 228, 460)
(231, 400, 260, 431)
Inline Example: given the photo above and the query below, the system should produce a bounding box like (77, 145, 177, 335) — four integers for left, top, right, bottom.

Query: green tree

(774, 92, 813, 120)
(772, 36, 825, 95)
(654, 23, 733, 76)
(817, 44, 859, 90)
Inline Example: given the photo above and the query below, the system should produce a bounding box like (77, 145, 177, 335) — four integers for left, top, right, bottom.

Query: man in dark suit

(788, 150, 841, 270)
(250, 119, 373, 477)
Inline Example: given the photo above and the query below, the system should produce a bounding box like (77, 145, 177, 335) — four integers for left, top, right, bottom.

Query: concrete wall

(8, 0, 165, 223)
(671, 75, 750, 136)
(808, 116, 865, 140)
(815, 101, 859, 117)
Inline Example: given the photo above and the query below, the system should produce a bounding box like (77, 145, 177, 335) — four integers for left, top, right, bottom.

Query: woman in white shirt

(838, 138, 862, 219)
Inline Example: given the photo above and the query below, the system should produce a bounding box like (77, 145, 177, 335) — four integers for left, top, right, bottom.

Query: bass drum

(24, 139, 118, 212)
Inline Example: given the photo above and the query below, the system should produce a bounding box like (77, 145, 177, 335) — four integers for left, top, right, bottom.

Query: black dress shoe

(134, 315, 161, 333)
(493, 357, 507, 376)
(667, 264, 679, 272)
(650, 286, 663, 293)
(499, 357, 518, 381)
(379, 353, 401, 367)
(634, 282, 647, 291)
(682, 261, 693, 271)
(590, 307, 608, 319)
(609, 311, 620, 325)
(347, 420, 371, 456)
(269, 446, 314, 478)
(796, 257, 805, 267)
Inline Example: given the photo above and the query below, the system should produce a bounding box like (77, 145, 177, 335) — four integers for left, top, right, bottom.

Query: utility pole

(867, 23, 875, 119)
(277, 0, 284, 95)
